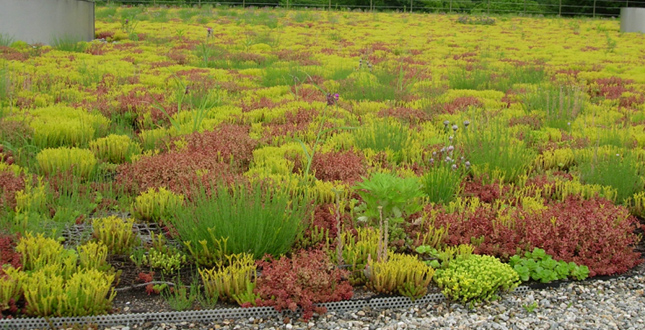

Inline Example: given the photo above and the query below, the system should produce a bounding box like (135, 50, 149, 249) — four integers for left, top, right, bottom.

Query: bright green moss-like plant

(434, 254, 520, 304)
(92, 216, 138, 255)
(28, 106, 110, 148)
(366, 252, 435, 301)
(132, 187, 184, 223)
(89, 134, 142, 164)
(36, 147, 97, 178)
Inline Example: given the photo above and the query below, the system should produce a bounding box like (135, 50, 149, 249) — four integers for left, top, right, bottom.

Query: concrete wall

(621, 8, 645, 33)
(0, 0, 94, 45)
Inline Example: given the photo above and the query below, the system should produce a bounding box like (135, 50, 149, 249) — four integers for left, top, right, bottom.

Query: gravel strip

(106, 275, 645, 330)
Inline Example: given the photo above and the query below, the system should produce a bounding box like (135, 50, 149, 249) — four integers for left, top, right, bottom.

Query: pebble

(93, 276, 645, 330)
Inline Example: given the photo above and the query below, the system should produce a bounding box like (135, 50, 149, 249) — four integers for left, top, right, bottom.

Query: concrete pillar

(621, 7, 645, 33)
(0, 0, 95, 45)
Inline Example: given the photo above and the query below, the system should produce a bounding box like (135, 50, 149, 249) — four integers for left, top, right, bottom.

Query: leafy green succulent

(509, 248, 589, 283)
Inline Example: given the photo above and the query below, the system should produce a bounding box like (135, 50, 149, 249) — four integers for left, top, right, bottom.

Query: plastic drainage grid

(61, 222, 180, 249)
(0, 287, 530, 329)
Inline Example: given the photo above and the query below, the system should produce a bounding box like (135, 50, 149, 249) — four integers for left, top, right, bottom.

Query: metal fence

(94, 0, 645, 18)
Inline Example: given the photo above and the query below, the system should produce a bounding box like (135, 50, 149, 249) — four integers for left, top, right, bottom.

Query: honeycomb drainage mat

(0, 287, 532, 329)
(0, 222, 533, 329)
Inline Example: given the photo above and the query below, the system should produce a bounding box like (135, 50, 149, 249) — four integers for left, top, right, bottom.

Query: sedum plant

(132, 187, 184, 223)
(89, 134, 142, 164)
(11, 233, 117, 317)
(333, 227, 382, 285)
(92, 215, 138, 255)
(142, 233, 187, 275)
(36, 147, 97, 178)
(77, 241, 110, 272)
(255, 249, 353, 321)
(0, 266, 26, 314)
(509, 248, 589, 283)
(27, 105, 110, 149)
(16, 232, 69, 271)
(415, 243, 475, 269)
(22, 268, 116, 317)
(434, 254, 520, 304)
(198, 253, 257, 306)
(365, 252, 435, 301)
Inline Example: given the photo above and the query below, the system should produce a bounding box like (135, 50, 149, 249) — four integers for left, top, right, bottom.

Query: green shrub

(434, 254, 520, 304)
(509, 248, 590, 283)
(171, 181, 309, 266)
(51, 35, 87, 53)
(577, 152, 644, 204)
(353, 172, 424, 224)
(36, 147, 97, 178)
(461, 121, 535, 184)
(422, 164, 467, 204)
(353, 119, 411, 164)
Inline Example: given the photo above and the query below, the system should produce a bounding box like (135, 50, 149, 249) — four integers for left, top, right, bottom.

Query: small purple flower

(432, 151, 437, 156)
(452, 124, 458, 132)
(447, 145, 454, 153)
(429, 158, 434, 164)
(326, 93, 339, 106)
(445, 156, 452, 163)
(207, 27, 213, 37)
(440, 147, 446, 153)
(464, 120, 470, 128)
(443, 120, 450, 127)
(451, 164, 458, 170)
(449, 136, 454, 142)
(465, 161, 471, 168)
(125, 19, 129, 24)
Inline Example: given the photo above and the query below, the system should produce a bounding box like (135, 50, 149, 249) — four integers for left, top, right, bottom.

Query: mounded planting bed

(1, 5, 645, 326)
